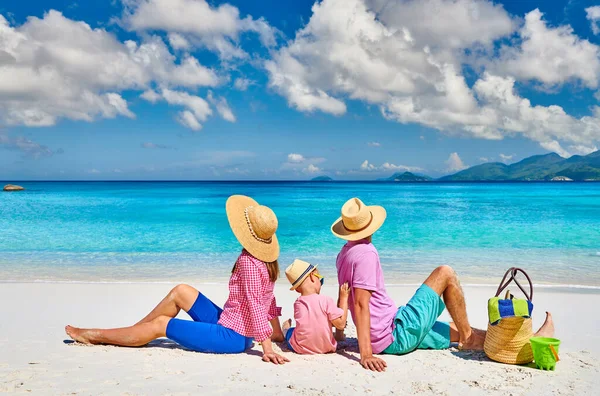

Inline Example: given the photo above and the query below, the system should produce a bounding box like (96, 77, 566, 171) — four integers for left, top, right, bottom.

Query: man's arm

(354, 287, 387, 372)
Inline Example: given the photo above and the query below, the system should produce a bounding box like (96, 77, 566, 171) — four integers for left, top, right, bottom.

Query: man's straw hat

(285, 259, 318, 290)
(226, 195, 279, 262)
(331, 197, 386, 241)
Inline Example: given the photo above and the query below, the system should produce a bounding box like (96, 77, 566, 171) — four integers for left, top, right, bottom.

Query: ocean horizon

(2, 181, 599, 288)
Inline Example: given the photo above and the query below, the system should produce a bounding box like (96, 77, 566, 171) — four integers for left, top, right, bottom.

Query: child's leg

(282, 318, 292, 337)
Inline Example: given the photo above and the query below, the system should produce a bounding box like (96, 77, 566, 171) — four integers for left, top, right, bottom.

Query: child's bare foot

(534, 312, 555, 338)
(65, 325, 94, 344)
(458, 328, 485, 351)
(282, 318, 292, 335)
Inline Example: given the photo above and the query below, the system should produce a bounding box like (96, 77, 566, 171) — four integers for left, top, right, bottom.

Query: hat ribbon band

(343, 211, 374, 232)
(244, 207, 273, 244)
(292, 264, 315, 287)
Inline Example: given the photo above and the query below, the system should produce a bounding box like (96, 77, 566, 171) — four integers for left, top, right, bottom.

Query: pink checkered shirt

(218, 250, 282, 342)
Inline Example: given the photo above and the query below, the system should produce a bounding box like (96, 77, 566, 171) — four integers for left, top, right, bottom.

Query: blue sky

(1, 0, 600, 180)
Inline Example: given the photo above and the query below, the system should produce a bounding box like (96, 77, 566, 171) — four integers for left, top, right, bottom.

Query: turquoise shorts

(382, 284, 451, 355)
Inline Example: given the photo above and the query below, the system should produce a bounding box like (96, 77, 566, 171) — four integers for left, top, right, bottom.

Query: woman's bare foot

(534, 312, 555, 338)
(65, 325, 94, 344)
(458, 328, 486, 351)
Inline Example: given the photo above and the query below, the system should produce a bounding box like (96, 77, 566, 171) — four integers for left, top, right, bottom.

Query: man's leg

(423, 265, 484, 350)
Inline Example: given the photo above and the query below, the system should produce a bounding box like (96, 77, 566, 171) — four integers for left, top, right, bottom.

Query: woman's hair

(232, 252, 280, 283)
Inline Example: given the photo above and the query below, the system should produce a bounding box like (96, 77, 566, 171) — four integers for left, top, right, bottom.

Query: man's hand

(262, 352, 290, 365)
(339, 282, 350, 300)
(360, 355, 387, 372)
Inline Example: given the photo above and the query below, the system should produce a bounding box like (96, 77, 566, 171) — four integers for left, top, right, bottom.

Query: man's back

(336, 239, 397, 353)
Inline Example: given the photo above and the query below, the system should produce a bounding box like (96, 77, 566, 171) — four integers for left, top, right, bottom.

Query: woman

(65, 195, 289, 364)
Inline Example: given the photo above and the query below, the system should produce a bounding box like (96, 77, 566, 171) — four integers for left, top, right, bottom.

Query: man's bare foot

(65, 325, 94, 344)
(534, 312, 555, 338)
(458, 328, 486, 351)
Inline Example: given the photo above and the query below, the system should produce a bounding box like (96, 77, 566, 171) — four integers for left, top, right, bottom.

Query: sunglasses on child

(312, 270, 324, 286)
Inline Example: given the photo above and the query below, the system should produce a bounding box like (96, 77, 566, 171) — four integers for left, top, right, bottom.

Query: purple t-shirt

(336, 239, 397, 353)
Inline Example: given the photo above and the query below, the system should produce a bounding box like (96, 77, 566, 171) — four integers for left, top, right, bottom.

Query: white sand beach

(1, 282, 599, 395)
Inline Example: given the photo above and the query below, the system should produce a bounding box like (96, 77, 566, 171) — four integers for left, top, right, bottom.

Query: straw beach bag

(484, 267, 534, 365)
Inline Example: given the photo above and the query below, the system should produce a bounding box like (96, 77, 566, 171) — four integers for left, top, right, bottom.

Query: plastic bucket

(530, 337, 561, 370)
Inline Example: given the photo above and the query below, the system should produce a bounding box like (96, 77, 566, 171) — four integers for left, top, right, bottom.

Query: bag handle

(495, 267, 533, 301)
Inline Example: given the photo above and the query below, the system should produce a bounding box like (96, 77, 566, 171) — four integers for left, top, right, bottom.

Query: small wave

(385, 282, 600, 290)
(2, 279, 599, 290)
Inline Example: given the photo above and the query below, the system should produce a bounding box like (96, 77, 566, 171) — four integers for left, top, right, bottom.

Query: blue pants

(285, 327, 296, 353)
(166, 293, 253, 354)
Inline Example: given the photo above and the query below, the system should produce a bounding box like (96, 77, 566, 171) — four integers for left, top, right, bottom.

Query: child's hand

(339, 282, 350, 299)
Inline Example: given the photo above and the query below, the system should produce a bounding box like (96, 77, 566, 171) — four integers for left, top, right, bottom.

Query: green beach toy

(530, 337, 561, 370)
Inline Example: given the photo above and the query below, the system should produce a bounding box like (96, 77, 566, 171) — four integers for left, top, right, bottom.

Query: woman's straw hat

(226, 195, 279, 262)
(285, 259, 318, 290)
(331, 197, 386, 241)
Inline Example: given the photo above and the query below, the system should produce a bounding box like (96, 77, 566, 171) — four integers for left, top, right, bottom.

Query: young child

(282, 259, 350, 354)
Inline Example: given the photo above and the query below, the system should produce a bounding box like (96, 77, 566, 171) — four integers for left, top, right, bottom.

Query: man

(331, 197, 489, 372)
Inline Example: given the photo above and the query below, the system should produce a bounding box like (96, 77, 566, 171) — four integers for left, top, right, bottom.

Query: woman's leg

(135, 284, 199, 325)
(65, 315, 171, 347)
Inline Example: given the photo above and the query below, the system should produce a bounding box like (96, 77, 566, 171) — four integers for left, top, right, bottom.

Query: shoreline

(2, 279, 600, 292)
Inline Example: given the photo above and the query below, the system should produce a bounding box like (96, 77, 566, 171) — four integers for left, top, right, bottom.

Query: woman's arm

(238, 257, 288, 364)
(260, 338, 289, 365)
(270, 317, 284, 342)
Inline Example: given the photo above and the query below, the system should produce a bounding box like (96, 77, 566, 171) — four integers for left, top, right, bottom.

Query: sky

(1, 0, 600, 180)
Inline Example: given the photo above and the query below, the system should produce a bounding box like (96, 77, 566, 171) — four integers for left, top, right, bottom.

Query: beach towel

(488, 296, 533, 325)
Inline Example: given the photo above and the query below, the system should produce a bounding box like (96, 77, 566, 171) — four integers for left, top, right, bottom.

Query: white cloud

(491, 9, 600, 89)
(287, 153, 305, 163)
(140, 88, 212, 130)
(568, 144, 598, 155)
(140, 90, 161, 103)
(360, 159, 421, 172)
(381, 162, 422, 172)
(266, 1, 600, 154)
(168, 32, 190, 50)
(177, 110, 202, 131)
(586, 6, 600, 35)
(303, 164, 321, 174)
(0, 11, 219, 127)
(499, 153, 514, 163)
(540, 140, 570, 158)
(368, 141, 381, 147)
(207, 91, 236, 122)
(446, 152, 467, 172)
(360, 160, 377, 171)
(88, 168, 101, 174)
(121, 0, 277, 60)
(479, 157, 489, 162)
(233, 78, 254, 91)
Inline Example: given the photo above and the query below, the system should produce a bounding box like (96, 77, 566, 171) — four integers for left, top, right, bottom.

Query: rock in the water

(3, 184, 25, 191)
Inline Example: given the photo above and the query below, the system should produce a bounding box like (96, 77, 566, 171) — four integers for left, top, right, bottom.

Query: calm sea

(1, 181, 599, 287)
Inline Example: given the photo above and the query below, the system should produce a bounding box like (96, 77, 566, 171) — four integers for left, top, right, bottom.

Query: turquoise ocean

(1, 182, 599, 287)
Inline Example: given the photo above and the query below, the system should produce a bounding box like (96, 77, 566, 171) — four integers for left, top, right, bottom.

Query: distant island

(307, 150, 600, 182)
(439, 150, 600, 181)
(310, 176, 334, 182)
(378, 172, 432, 182)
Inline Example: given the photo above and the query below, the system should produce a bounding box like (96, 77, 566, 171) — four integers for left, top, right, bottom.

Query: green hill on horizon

(440, 151, 600, 181)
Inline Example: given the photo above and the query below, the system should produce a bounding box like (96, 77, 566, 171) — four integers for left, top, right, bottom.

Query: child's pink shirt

(289, 294, 344, 354)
